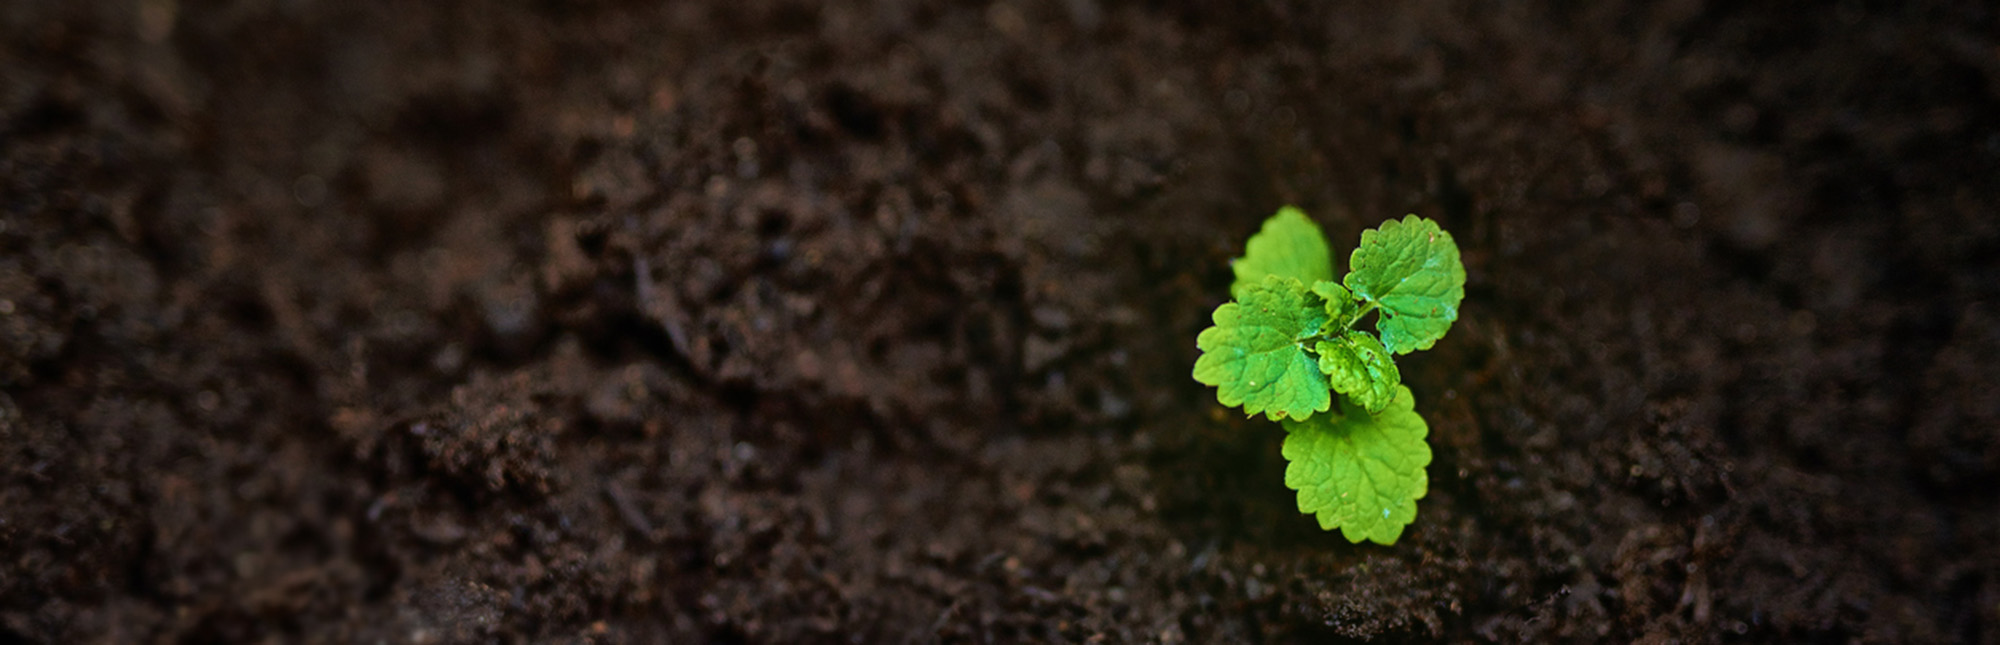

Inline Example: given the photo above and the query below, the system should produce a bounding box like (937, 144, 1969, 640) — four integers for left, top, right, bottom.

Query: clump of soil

(2, 1, 1996, 642)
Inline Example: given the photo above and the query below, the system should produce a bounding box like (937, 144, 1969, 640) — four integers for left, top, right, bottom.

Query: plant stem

(1306, 300, 1381, 347)
(1342, 301, 1379, 331)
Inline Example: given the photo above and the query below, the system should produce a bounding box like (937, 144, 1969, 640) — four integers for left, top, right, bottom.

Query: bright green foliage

(1311, 280, 1358, 332)
(1193, 207, 1464, 544)
(1281, 385, 1432, 545)
(1230, 206, 1333, 300)
(1315, 331, 1399, 414)
(1192, 276, 1333, 421)
(1344, 214, 1466, 355)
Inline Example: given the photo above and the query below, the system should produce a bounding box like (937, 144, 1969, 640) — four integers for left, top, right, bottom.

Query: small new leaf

(1230, 206, 1334, 300)
(1311, 280, 1359, 334)
(1194, 276, 1332, 421)
(1344, 215, 1466, 355)
(1281, 385, 1431, 545)
(1315, 331, 1400, 414)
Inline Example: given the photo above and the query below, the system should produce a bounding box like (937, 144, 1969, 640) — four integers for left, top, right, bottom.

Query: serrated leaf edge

(1343, 214, 1465, 355)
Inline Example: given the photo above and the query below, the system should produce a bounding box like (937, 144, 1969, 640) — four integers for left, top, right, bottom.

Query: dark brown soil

(4, 1, 1998, 642)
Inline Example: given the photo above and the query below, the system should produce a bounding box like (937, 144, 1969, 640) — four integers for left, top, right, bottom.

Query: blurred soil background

(3, 0, 1998, 642)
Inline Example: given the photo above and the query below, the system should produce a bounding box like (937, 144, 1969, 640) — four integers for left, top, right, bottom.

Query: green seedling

(1193, 207, 1464, 544)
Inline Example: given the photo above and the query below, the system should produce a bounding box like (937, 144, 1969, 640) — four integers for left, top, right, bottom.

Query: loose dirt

(3, 1, 1996, 642)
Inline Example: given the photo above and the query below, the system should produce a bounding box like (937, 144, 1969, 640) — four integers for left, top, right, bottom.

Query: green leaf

(1231, 206, 1334, 300)
(1193, 276, 1333, 421)
(1311, 280, 1359, 333)
(1281, 385, 1431, 545)
(1315, 331, 1400, 414)
(1343, 215, 1465, 355)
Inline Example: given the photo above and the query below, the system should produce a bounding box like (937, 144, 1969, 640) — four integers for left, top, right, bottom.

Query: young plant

(1193, 207, 1464, 545)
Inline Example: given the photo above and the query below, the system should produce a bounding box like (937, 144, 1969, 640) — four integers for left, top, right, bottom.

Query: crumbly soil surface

(3, 1, 1997, 642)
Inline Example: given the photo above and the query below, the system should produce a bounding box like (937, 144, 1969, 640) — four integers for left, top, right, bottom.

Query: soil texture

(3, 0, 1998, 642)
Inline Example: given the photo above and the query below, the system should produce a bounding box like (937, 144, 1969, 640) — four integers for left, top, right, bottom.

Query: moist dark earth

(3, 1, 1998, 642)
